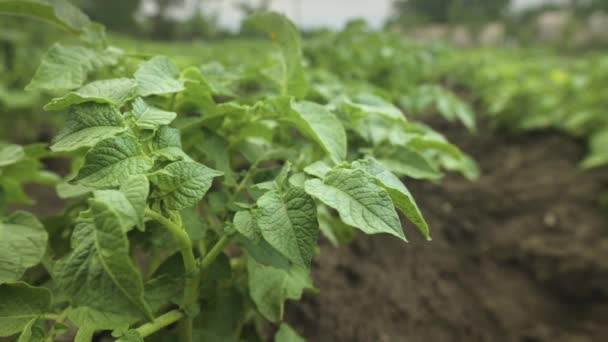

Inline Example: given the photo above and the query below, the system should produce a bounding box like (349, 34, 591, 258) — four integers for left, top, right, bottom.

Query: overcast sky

(209, 0, 392, 29)
(153, 0, 565, 30)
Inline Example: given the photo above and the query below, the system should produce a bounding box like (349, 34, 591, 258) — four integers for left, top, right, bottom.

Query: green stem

(45, 308, 69, 342)
(42, 313, 59, 321)
(235, 167, 255, 194)
(200, 235, 231, 271)
(177, 319, 193, 342)
(133, 310, 184, 338)
(145, 208, 198, 342)
(147, 247, 162, 279)
(228, 163, 259, 204)
(169, 92, 177, 111)
(197, 240, 207, 258)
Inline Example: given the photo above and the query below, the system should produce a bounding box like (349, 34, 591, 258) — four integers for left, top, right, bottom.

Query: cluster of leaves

(0, 22, 41, 109)
(0, 1, 476, 341)
(0, 142, 59, 206)
(0, 18, 52, 139)
(0, 0, 100, 140)
(390, 0, 510, 25)
(441, 48, 608, 168)
(303, 20, 476, 135)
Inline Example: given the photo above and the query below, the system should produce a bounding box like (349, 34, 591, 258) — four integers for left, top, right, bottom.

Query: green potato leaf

(51, 103, 126, 152)
(27, 44, 119, 91)
(150, 161, 222, 210)
(56, 182, 92, 199)
(130, 97, 177, 129)
(152, 126, 192, 162)
(268, 98, 346, 164)
(316, 204, 356, 247)
(256, 187, 318, 267)
(55, 201, 153, 331)
(303, 160, 331, 179)
(582, 130, 608, 169)
(233, 210, 262, 243)
(72, 323, 95, 342)
(92, 175, 149, 232)
(17, 318, 47, 342)
(88, 202, 154, 324)
(275, 323, 305, 342)
(353, 157, 429, 240)
(175, 66, 215, 113)
(247, 258, 313, 322)
(0, 283, 52, 337)
(234, 211, 291, 270)
(289, 100, 347, 163)
(134, 56, 185, 97)
(153, 126, 182, 149)
(304, 168, 406, 241)
(0, 143, 25, 167)
(73, 134, 154, 188)
(0, 212, 47, 284)
(120, 175, 149, 230)
(341, 92, 407, 126)
(0, 0, 90, 33)
(45, 78, 138, 111)
(378, 146, 442, 180)
(246, 12, 307, 98)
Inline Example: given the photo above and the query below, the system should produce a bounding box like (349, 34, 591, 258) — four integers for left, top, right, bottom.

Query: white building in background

(141, 0, 572, 31)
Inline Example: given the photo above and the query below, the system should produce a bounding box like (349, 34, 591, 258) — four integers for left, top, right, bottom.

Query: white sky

(147, 0, 566, 31)
(208, 0, 393, 29)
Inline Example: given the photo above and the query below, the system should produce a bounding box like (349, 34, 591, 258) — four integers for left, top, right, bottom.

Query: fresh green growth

(304, 21, 476, 133)
(441, 49, 608, 168)
(0, 2, 475, 341)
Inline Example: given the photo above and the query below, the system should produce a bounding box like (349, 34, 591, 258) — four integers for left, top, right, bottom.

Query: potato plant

(0, 1, 475, 341)
(304, 21, 477, 135)
(441, 49, 608, 168)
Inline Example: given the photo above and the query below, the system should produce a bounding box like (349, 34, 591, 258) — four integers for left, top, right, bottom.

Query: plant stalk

(201, 235, 231, 270)
(145, 208, 198, 342)
(134, 310, 185, 338)
(145, 209, 232, 341)
(45, 308, 69, 342)
(228, 162, 260, 204)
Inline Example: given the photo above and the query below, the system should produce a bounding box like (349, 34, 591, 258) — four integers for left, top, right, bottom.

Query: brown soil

(287, 120, 608, 342)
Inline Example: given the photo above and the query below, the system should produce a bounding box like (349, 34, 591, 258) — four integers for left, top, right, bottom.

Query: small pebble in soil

(543, 212, 558, 227)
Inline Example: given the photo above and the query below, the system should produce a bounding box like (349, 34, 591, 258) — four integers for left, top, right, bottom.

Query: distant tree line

(390, 0, 510, 27)
(390, 0, 608, 27)
(75, 0, 272, 40)
(73, 0, 608, 40)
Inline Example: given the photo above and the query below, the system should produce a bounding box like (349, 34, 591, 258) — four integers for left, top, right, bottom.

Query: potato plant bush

(441, 49, 608, 168)
(304, 21, 477, 135)
(0, 1, 476, 341)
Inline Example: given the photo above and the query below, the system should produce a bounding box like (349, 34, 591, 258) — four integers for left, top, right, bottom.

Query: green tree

(235, 0, 272, 16)
(393, 0, 511, 24)
(81, 0, 141, 33)
(144, 0, 219, 40)
(574, 0, 608, 14)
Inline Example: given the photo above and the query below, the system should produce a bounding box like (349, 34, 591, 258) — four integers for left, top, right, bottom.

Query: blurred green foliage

(80, 0, 141, 33)
(0, 17, 64, 142)
(392, 0, 510, 26)
(2, 0, 606, 170)
(440, 48, 608, 168)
